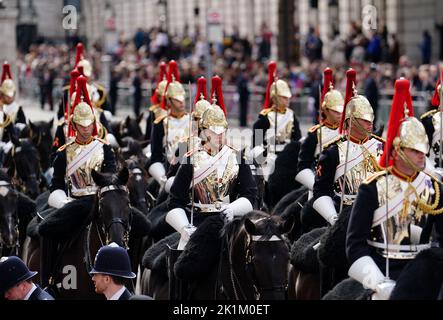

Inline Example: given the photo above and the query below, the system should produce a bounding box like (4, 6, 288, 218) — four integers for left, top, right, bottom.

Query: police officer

(90, 243, 136, 300)
(0, 256, 54, 300)
(347, 78, 443, 300)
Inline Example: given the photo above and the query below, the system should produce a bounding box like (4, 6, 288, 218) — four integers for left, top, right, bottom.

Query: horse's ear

(279, 215, 295, 235)
(125, 116, 130, 126)
(91, 169, 104, 186)
(137, 113, 144, 124)
(244, 218, 259, 236)
(117, 166, 129, 185)
(49, 117, 54, 128)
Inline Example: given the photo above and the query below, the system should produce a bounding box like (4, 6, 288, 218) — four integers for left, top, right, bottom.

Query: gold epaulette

(154, 114, 167, 125)
(363, 170, 387, 184)
(371, 133, 386, 143)
(96, 137, 109, 145)
(309, 124, 322, 133)
(57, 141, 74, 152)
(323, 135, 344, 150)
(149, 104, 160, 112)
(420, 109, 438, 120)
(259, 108, 273, 116)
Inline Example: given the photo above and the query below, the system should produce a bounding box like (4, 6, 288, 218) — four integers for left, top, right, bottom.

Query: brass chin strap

(348, 116, 371, 139)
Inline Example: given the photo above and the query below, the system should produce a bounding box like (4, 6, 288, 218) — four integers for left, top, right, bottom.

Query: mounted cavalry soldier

(421, 70, 443, 175)
(296, 67, 344, 193)
(165, 75, 256, 249)
(0, 62, 20, 159)
(164, 77, 256, 299)
(163, 76, 211, 195)
(52, 44, 117, 157)
(309, 68, 384, 230)
(251, 61, 301, 179)
(42, 75, 117, 288)
(347, 78, 443, 300)
(147, 60, 191, 189)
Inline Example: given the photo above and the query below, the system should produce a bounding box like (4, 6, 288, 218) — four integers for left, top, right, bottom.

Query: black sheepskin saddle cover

(290, 227, 327, 273)
(142, 232, 180, 278)
(174, 215, 224, 282)
(322, 278, 370, 300)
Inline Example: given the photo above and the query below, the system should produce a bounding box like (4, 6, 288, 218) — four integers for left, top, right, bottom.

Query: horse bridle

(243, 234, 289, 300)
(0, 180, 20, 255)
(11, 146, 42, 193)
(97, 185, 132, 249)
(129, 168, 148, 208)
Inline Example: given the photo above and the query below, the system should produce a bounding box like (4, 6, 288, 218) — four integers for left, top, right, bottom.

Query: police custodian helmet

(89, 243, 136, 279)
(0, 256, 38, 293)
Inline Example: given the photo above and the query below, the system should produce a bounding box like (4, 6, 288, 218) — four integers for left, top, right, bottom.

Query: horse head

(120, 115, 143, 141)
(0, 169, 19, 252)
(233, 211, 294, 300)
(28, 119, 54, 172)
(91, 167, 131, 248)
(10, 137, 41, 199)
(125, 156, 151, 215)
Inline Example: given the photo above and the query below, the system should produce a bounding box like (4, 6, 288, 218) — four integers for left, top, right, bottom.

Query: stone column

(318, 0, 329, 59)
(338, 0, 351, 37)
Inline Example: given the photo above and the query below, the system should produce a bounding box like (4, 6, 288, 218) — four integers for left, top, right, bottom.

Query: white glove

(181, 224, 196, 241)
(221, 208, 234, 223)
(48, 189, 71, 209)
(148, 162, 167, 186)
(312, 196, 338, 226)
(372, 280, 396, 300)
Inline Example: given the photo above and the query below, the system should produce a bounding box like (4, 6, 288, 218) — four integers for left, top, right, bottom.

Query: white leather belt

(368, 240, 431, 260)
(71, 186, 98, 196)
(192, 202, 228, 213)
(333, 192, 357, 204)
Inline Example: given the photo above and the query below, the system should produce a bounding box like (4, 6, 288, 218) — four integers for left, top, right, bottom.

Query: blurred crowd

(15, 21, 443, 126)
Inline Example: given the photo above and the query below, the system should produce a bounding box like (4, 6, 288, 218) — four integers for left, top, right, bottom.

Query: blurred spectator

(258, 22, 272, 61)
(132, 67, 143, 117)
(109, 68, 121, 115)
(366, 32, 382, 63)
(420, 30, 432, 65)
(237, 65, 250, 127)
(365, 64, 379, 126)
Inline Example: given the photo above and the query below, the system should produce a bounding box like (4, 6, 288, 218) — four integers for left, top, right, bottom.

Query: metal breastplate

(315, 126, 339, 156)
(431, 112, 442, 167)
(371, 173, 434, 258)
(66, 141, 104, 196)
(164, 114, 190, 163)
(333, 139, 381, 202)
(192, 148, 239, 206)
(266, 109, 294, 152)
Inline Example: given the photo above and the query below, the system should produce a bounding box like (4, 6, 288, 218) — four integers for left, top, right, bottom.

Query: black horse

(27, 119, 54, 176)
(6, 137, 42, 199)
(22, 167, 147, 299)
(171, 211, 294, 300)
(0, 173, 19, 256)
(111, 115, 144, 144)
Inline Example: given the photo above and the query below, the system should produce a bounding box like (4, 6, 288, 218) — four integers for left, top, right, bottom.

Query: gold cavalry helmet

(165, 60, 185, 103)
(200, 76, 228, 134)
(340, 69, 374, 132)
(72, 101, 95, 127)
(270, 79, 292, 99)
(380, 78, 429, 167)
(193, 76, 210, 120)
(393, 117, 429, 155)
(0, 62, 15, 98)
(321, 68, 344, 113)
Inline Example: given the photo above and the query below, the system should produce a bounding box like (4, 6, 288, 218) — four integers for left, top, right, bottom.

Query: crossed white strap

(372, 172, 428, 228)
(334, 138, 381, 181)
(66, 140, 102, 176)
(266, 110, 292, 141)
(191, 145, 233, 187)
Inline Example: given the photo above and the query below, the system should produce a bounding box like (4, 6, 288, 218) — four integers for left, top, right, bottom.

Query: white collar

(108, 286, 126, 300)
(23, 283, 37, 300)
